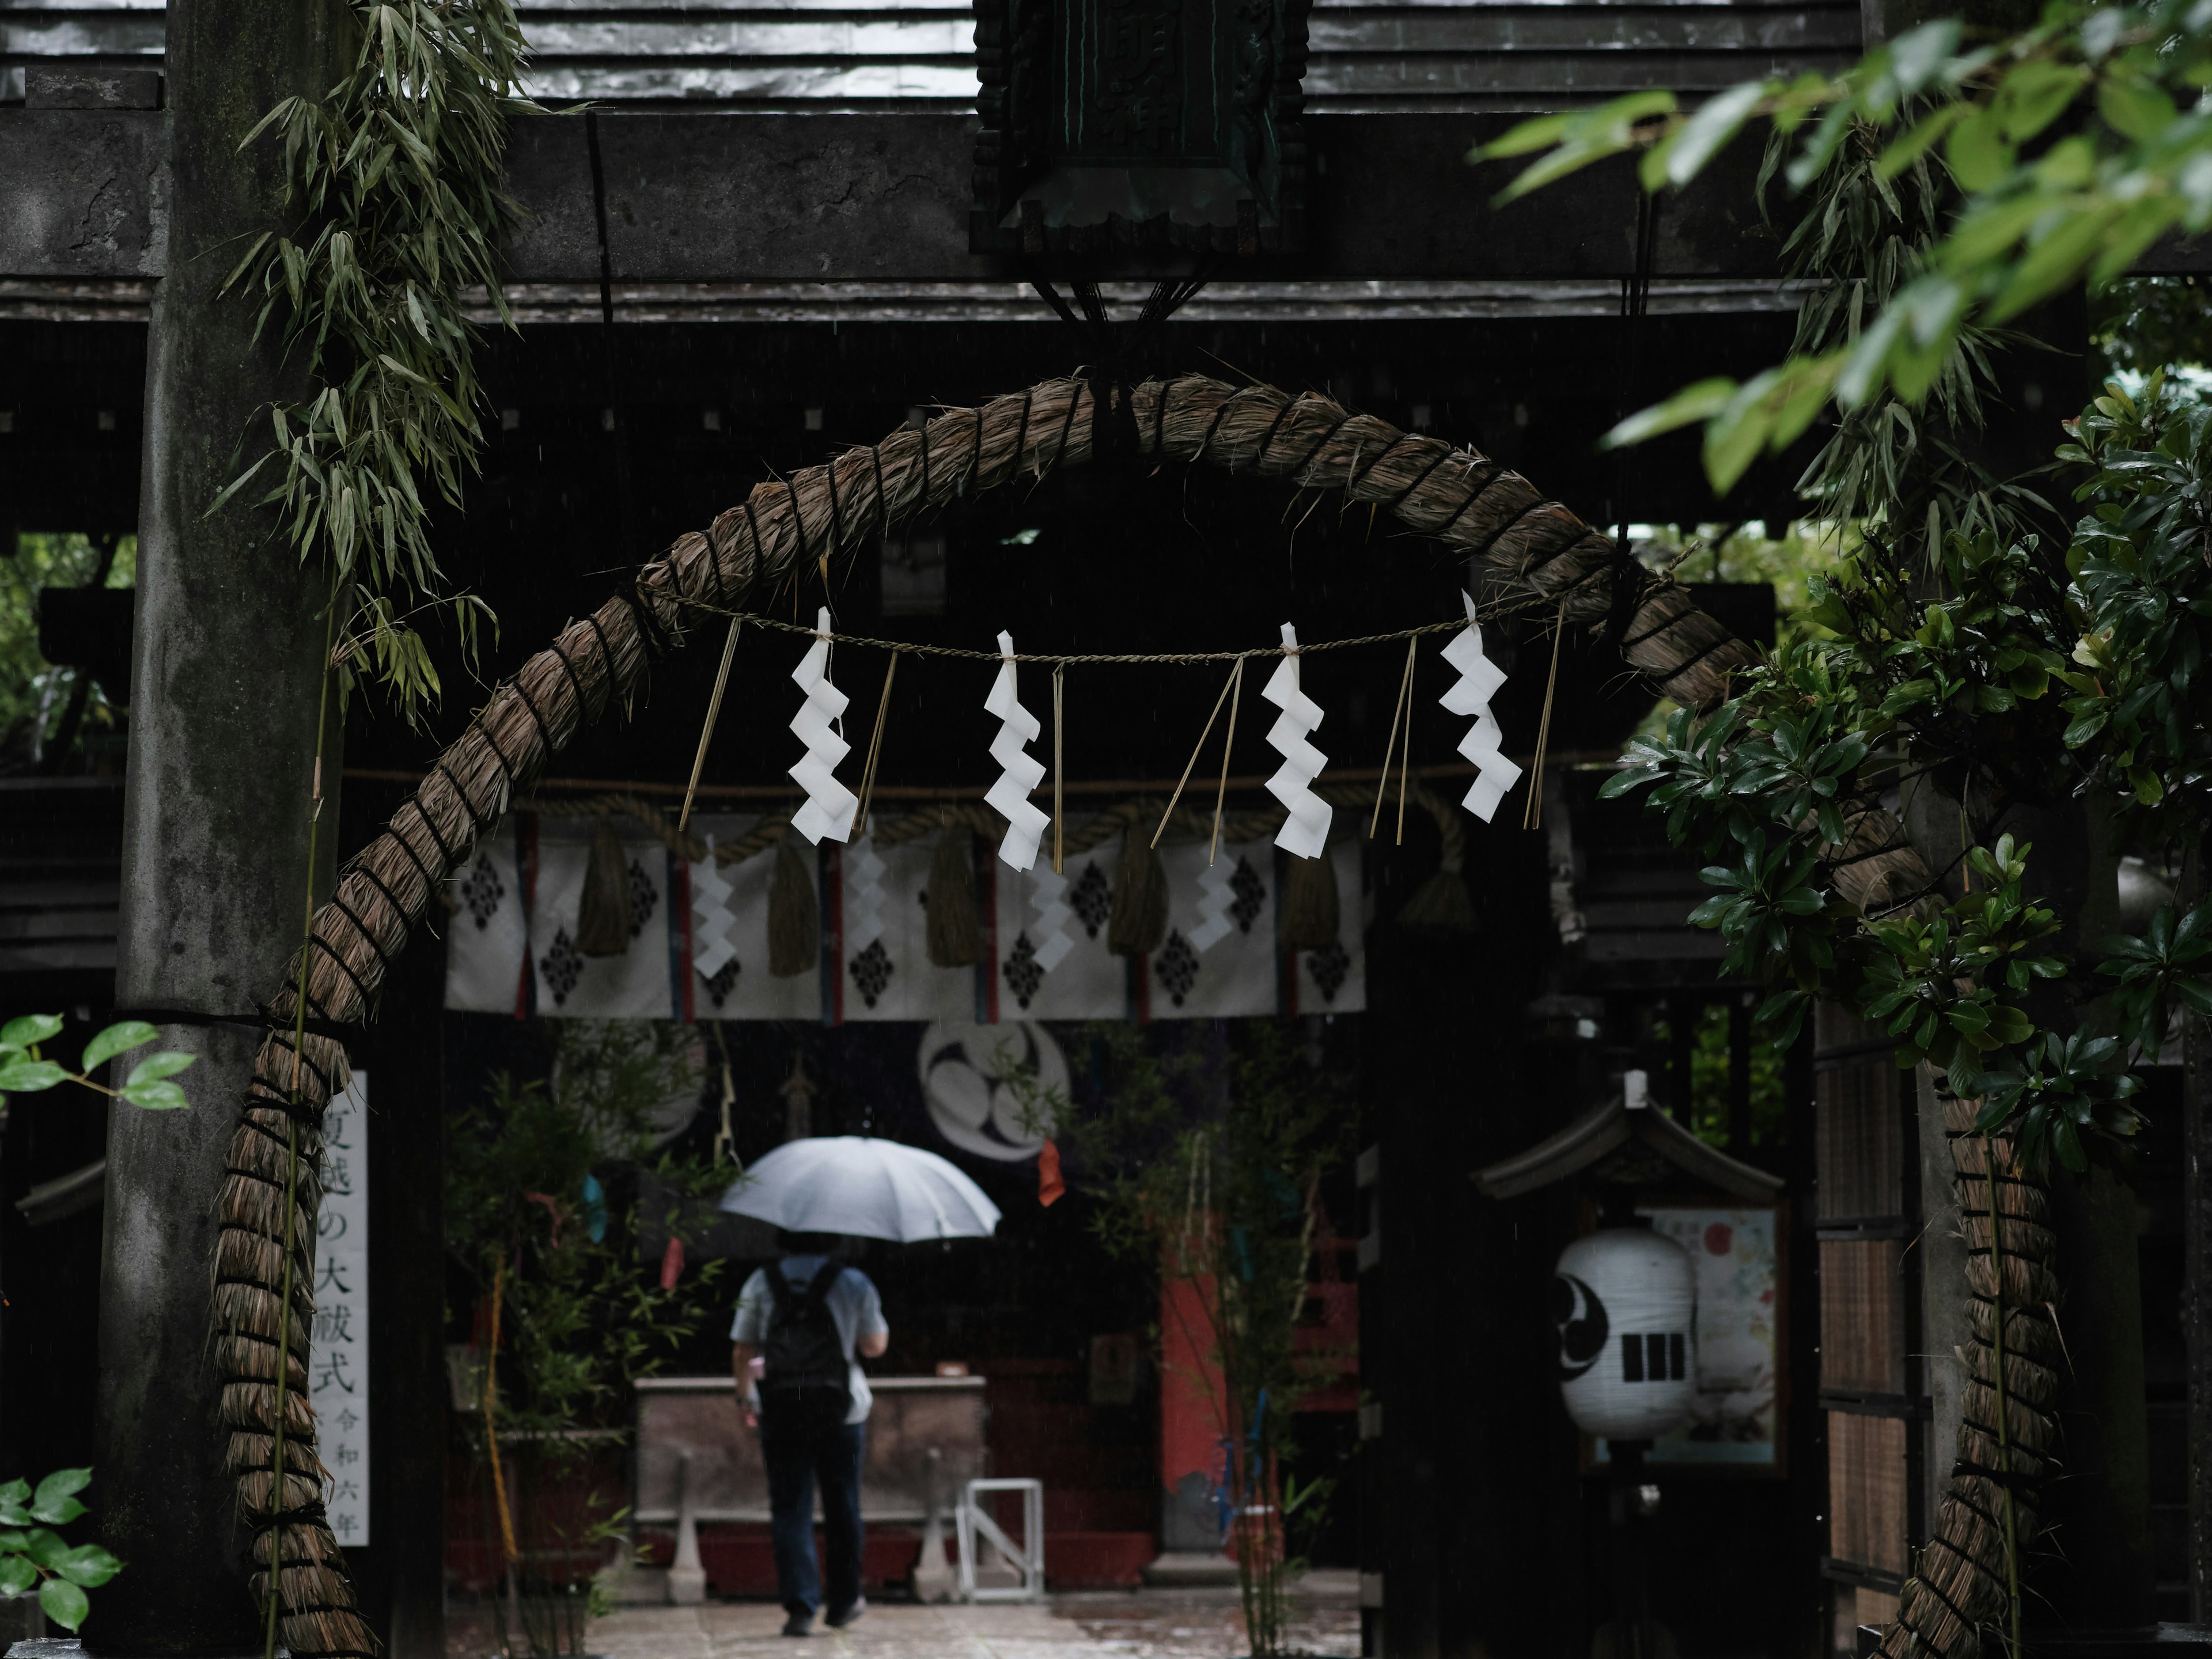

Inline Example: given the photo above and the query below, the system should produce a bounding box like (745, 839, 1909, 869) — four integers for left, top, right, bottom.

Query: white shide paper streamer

(1263, 622, 1333, 861)
(1190, 857, 1236, 952)
(1441, 591, 1522, 823)
(789, 607, 858, 844)
(1028, 868, 1075, 971)
(691, 833, 738, 980)
(847, 836, 888, 949)
(984, 630, 1052, 871)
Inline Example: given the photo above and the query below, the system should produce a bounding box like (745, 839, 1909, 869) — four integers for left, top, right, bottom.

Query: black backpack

(759, 1260, 852, 1425)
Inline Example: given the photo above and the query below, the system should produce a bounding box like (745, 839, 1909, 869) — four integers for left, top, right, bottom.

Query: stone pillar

(91, 0, 344, 1646)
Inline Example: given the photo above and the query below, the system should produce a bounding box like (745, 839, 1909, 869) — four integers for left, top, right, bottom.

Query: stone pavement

(450, 1578, 1361, 1659)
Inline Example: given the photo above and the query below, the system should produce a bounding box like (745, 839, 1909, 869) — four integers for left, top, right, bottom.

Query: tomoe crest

(1552, 1272, 1609, 1381)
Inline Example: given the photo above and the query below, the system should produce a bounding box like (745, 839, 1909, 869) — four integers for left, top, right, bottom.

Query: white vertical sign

(313, 1072, 370, 1546)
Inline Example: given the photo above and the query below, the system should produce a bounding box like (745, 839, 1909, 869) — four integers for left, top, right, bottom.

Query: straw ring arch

(212, 370, 1838, 1655)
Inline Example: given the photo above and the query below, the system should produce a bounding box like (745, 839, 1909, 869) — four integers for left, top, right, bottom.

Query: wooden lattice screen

(1814, 1003, 1927, 1649)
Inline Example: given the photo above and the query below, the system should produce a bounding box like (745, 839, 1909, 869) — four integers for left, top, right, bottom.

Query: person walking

(732, 1230, 890, 1637)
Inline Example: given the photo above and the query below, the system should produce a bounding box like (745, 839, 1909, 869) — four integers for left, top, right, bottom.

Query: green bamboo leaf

(1835, 291, 1911, 408)
(2098, 74, 2177, 141)
(1874, 103, 1970, 180)
(1944, 108, 2014, 192)
(1645, 81, 1766, 190)
(1886, 17, 1962, 94)
(2092, 196, 2187, 289)
(1768, 350, 1847, 448)
(1941, 192, 2052, 272)
(1603, 378, 1740, 449)
(1985, 202, 2127, 324)
(1474, 90, 1680, 203)
(1994, 59, 2088, 145)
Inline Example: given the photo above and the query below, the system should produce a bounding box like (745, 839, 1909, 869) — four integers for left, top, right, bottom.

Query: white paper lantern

(1554, 1228, 1697, 1441)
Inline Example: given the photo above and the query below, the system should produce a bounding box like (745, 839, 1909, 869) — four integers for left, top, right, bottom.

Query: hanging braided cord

(675, 608, 1521, 664)
(209, 370, 1808, 1653)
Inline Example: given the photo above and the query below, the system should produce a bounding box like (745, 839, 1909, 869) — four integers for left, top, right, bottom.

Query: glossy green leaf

(0, 1556, 34, 1599)
(28, 1470, 89, 1528)
(0, 1015, 62, 1048)
(81, 1021, 158, 1071)
(121, 1079, 191, 1112)
(1598, 766, 1658, 798)
(22, 1531, 66, 1571)
(123, 1052, 195, 1088)
(52, 1544, 122, 1589)
(0, 1061, 66, 1094)
(39, 1576, 89, 1632)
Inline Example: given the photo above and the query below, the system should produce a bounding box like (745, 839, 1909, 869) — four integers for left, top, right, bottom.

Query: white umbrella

(718, 1135, 1002, 1243)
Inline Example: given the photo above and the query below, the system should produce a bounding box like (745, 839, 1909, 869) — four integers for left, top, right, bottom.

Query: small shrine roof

(1474, 1079, 1785, 1202)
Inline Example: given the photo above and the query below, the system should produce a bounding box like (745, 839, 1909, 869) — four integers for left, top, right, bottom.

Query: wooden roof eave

(1474, 1092, 1785, 1203)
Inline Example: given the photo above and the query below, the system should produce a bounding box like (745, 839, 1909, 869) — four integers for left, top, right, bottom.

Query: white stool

(955, 1478, 1044, 1602)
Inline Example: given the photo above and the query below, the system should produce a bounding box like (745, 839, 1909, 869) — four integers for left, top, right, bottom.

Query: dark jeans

(760, 1406, 866, 1617)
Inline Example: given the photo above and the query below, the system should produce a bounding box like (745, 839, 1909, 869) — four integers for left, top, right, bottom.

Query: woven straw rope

(1867, 1088, 2060, 1659)
(211, 372, 1941, 1654)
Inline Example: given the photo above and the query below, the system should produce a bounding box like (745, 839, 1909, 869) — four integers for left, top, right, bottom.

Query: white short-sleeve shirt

(730, 1256, 888, 1425)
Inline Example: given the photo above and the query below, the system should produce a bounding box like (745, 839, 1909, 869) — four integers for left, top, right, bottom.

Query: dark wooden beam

(13, 105, 2212, 286)
(513, 112, 1790, 282)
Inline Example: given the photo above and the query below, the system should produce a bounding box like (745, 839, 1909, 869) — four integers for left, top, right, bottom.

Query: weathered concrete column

(93, 0, 344, 1647)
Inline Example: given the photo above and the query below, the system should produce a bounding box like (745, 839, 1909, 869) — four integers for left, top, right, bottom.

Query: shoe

(825, 1598, 867, 1630)
(782, 1612, 815, 1638)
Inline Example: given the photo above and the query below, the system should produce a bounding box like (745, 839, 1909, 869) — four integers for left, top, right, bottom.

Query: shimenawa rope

(205, 372, 1924, 1654)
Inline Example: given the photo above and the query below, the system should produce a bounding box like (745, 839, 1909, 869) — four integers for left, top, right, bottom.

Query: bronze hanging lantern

(971, 0, 1312, 256)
